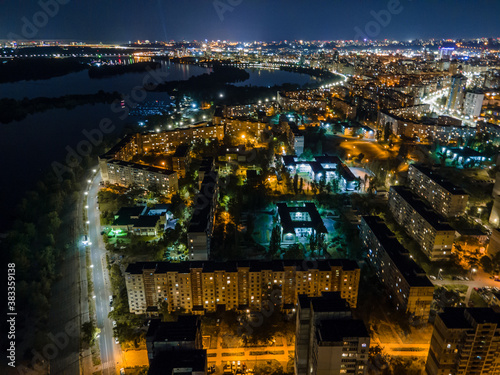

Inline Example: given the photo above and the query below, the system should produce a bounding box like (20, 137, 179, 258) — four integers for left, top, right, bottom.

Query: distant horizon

(2, 36, 500, 45)
(2, 0, 500, 44)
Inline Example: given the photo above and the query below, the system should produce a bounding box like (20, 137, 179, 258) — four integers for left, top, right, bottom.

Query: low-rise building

(407, 164, 469, 217)
(360, 216, 434, 321)
(425, 308, 500, 375)
(110, 205, 170, 237)
(282, 155, 357, 190)
(389, 186, 455, 261)
(125, 259, 360, 315)
(277, 202, 327, 244)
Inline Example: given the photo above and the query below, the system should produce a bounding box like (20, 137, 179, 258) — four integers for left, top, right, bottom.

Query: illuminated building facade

(407, 164, 469, 217)
(125, 259, 360, 315)
(425, 308, 500, 375)
(388, 186, 455, 261)
(100, 159, 178, 195)
(360, 216, 434, 321)
(295, 293, 369, 375)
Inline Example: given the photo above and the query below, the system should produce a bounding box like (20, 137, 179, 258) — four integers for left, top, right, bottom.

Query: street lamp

(438, 268, 443, 280)
(470, 268, 476, 280)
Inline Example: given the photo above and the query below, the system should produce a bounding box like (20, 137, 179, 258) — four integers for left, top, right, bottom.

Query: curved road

(85, 174, 122, 374)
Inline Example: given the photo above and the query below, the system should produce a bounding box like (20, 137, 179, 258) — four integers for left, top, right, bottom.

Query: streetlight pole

(470, 268, 476, 281)
(438, 269, 443, 280)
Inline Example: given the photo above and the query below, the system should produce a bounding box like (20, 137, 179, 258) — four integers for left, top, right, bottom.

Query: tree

(480, 255, 493, 273)
(283, 243, 304, 259)
(269, 225, 281, 256)
(299, 177, 303, 193)
(293, 173, 299, 194)
(383, 122, 393, 141)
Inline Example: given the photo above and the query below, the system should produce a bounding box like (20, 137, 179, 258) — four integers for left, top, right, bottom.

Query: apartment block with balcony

(425, 308, 500, 375)
(125, 259, 360, 315)
(360, 216, 434, 321)
(388, 186, 455, 261)
(100, 159, 178, 195)
(407, 164, 468, 217)
(295, 292, 369, 375)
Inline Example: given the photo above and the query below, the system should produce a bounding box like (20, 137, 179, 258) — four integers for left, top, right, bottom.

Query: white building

(463, 92, 484, 118)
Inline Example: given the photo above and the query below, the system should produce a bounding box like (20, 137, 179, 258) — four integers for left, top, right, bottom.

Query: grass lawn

(442, 284, 468, 294)
(469, 290, 488, 307)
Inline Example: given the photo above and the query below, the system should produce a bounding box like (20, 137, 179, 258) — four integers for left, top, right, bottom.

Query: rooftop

(148, 349, 206, 375)
(317, 319, 369, 343)
(277, 202, 327, 234)
(125, 259, 359, 275)
(439, 308, 500, 329)
(147, 316, 199, 343)
(361, 216, 433, 288)
(107, 159, 176, 176)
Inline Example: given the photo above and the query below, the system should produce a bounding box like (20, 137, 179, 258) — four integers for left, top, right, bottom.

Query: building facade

(100, 159, 178, 195)
(425, 308, 500, 375)
(125, 259, 360, 315)
(407, 164, 469, 217)
(360, 216, 434, 321)
(295, 293, 369, 375)
(187, 171, 218, 261)
(389, 186, 455, 261)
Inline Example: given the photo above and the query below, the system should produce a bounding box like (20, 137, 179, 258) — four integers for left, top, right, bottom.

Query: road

(422, 88, 476, 127)
(86, 174, 123, 374)
(431, 269, 500, 305)
(335, 136, 395, 163)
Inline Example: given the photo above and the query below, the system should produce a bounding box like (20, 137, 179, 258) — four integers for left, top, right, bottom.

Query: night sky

(1, 0, 500, 43)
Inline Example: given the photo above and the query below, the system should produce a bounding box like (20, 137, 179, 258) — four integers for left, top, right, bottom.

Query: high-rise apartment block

(389, 186, 455, 261)
(360, 216, 434, 321)
(125, 260, 360, 315)
(407, 164, 468, 217)
(295, 292, 369, 375)
(187, 171, 218, 261)
(447, 74, 467, 112)
(425, 308, 500, 375)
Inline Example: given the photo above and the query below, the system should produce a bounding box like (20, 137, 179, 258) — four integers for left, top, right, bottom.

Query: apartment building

(138, 123, 225, 153)
(389, 186, 455, 261)
(172, 143, 190, 178)
(125, 259, 360, 315)
(295, 292, 369, 375)
(187, 171, 218, 261)
(146, 316, 206, 375)
(100, 159, 178, 195)
(377, 111, 475, 143)
(360, 216, 434, 321)
(425, 308, 500, 375)
(407, 164, 469, 217)
(215, 118, 269, 140)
